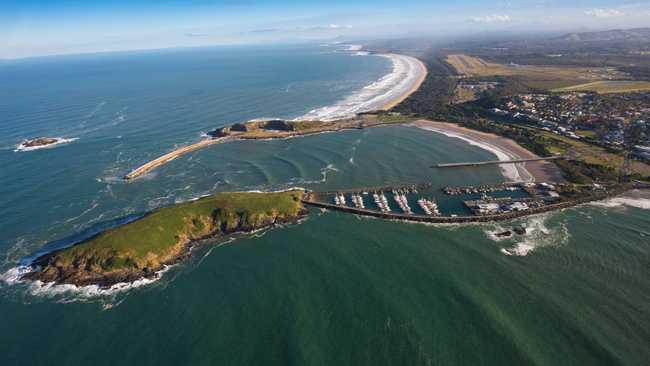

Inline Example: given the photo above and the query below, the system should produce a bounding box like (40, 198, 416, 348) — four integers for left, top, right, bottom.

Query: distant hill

(558, 28, 650, 42)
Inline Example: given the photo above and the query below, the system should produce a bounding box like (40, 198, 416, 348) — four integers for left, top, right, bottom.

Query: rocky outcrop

(22, 137, 60, 147)
(207, 119, 298, 138)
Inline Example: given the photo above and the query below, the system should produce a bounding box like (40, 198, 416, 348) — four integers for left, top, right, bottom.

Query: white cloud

(584, 9, 625, 18)
(469, 15, 512, 24)
(328, 24, 353, 29)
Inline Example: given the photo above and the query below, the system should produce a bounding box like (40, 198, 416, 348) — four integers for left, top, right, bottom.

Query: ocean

(1, 44, 649, 366)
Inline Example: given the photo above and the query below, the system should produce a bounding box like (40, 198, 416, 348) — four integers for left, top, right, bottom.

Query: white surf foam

(299, 49, 426, 121)
(485, 213, 570, 257)
(588, 191, 650, 210)
(288, 164, 338, 185)
(14, 137, 78, 152)
(416, 125, 534, 183)
(1, 264, 173, 299)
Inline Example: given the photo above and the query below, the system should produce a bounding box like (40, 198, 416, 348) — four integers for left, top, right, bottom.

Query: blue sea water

(0, 44, 649, 366)
(0, 44, 391, 257)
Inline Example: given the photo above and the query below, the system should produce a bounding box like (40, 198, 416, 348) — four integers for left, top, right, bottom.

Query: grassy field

(446, 54, 620, 90)
(552, 80, 650, 93)
(42, 190, 305, 275)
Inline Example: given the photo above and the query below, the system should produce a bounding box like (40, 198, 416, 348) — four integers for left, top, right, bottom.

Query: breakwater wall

(303, 190, 623, 224)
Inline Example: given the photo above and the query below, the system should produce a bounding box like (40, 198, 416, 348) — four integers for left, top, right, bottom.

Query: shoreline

(18, 190, 309, 289)
(411, 120, 565, 183)
(300, 52, 428, 121)
(124, 50, 428, 180)
(381, 56, 428, 110)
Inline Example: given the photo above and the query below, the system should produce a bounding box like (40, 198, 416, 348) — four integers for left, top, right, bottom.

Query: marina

(304, 186, 626, 224)
(443, 183, 521, 195)
(326, 184, 438, 216)
(306, 181, 636, 223)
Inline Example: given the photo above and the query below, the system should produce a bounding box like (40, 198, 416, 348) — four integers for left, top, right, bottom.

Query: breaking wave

(299, 47, 426, 121)
(588, 191, 650, 210)
(0, 264, 172, 301)
(483, 212, 570, 256)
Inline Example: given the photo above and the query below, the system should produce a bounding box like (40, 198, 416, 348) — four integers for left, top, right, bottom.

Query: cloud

(327, 24, 353, 29)
(584, 9, 625, 18)
(469, 15, 512, 24)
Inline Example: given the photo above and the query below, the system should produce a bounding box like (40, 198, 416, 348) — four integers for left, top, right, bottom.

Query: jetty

(433, 156, 564, 169)
(124, 137, 229, 180)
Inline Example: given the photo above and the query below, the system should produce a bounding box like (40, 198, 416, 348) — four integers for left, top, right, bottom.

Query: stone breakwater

(302, 187, 633, 224)
(124, 137, 231, 180)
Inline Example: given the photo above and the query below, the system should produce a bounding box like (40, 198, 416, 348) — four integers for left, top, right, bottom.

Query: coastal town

(490, 92, 650, 160)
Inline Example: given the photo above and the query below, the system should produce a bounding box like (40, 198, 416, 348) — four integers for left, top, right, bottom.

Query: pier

(433, 156, 564, 169)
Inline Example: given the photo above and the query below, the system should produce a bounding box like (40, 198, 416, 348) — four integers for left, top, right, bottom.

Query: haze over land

(3, 0, 650, 58)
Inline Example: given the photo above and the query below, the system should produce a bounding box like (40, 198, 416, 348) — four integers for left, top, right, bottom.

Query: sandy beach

(301, 52, 428, 121)
(412, 120, 564, 183)
(381, 56, 428, 110)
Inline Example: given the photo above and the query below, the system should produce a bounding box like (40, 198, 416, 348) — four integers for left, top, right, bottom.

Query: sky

(1, 0, 650, 59)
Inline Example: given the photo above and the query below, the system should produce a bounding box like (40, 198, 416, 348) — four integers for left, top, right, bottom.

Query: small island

(15, 137, 77, 151)
(23, 137, 60, 147)
(23, 190, 307, 287)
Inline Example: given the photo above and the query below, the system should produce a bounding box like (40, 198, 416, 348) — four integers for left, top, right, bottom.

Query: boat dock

(303, 180, 611, 223)
(303, 190, 617, 224)
(433, 156, 564, 169)
(320, 183, 437, 217)
(443, 182, 522, 195)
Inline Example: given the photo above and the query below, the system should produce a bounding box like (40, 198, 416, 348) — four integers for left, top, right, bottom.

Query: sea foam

(299, 47, 426, 121)
(588, 191, 650, 210)
(1, 264, 173, 300)
(14, 137, 78, 152)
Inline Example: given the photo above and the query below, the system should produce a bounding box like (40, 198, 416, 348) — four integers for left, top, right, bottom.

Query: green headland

(25, 190, 307, 287)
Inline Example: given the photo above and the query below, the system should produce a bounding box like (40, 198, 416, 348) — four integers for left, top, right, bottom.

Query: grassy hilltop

(26, 190, 306, 286)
